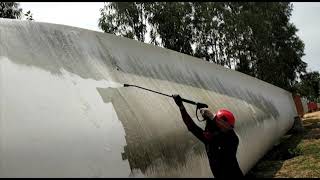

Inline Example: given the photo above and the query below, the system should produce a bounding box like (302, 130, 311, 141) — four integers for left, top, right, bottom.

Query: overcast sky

(19, 2, 319, 72)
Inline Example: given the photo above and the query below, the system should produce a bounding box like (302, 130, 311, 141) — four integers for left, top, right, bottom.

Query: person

(173, 94, 243, 178)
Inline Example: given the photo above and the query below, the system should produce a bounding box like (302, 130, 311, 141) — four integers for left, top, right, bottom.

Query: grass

(246, 111, 320, 178)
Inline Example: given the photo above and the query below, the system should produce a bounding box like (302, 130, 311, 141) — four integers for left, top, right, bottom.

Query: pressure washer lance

(123, 83, 208, 122)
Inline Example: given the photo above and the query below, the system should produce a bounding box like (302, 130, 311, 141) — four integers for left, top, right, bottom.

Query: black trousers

(209, 157, 244, 178)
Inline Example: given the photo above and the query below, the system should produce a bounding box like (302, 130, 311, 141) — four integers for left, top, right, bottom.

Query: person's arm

(173, 94, 206, 143)
(225, 129, 240, 155)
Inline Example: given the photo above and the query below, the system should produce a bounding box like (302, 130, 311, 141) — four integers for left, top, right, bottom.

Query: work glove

(172, 94, 184, 108)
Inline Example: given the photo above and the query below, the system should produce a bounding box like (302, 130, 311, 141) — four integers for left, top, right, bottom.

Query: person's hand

(200, 108, 214, 120)
(172, 94, 183, 108)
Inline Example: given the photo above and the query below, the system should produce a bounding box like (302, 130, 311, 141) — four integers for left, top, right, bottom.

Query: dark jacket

(179, 108, 243, 178)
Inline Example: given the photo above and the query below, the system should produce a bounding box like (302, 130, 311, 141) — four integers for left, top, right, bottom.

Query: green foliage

(0, 2, 23, 19)
(147, 2, 194, 54)
(0, 2, 34, 21)
(294, 71, 320, 102)
(300, 143, 320, 156)
(232, 3, 307, 91)
(24, 10, 34, 21)
(98, 2, 148, 41)
(99, 2, 307, 92)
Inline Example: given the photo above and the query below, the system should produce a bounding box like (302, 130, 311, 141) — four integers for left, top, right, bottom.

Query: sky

(20, 2, 104, 32)
(19, 2, 319, 72)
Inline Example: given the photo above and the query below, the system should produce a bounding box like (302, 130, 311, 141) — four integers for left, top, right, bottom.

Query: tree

(0, 2, 34, 21)
(99, 2, 194, 54)
(98, 2, 307, 92)
(99, 2, 148, 41)
(294, 71, 320, 102)
(24, 10, 34, 21)
(192, 2, 228, 65)
(242, 3, 306, 91)
(0, 2, 23, 19)
(147, 2, 194, 54)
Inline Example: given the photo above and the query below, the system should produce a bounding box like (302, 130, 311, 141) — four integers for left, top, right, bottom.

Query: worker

(173, 94, 243, 178)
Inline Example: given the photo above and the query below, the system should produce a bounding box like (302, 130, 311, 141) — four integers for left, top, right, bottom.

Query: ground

(246, 111, 320, 178)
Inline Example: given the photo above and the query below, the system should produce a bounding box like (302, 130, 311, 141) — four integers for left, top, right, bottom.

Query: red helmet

(215, 109, 235, 127)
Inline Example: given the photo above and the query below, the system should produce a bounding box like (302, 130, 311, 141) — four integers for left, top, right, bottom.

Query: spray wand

(123, 83, 208, 122)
